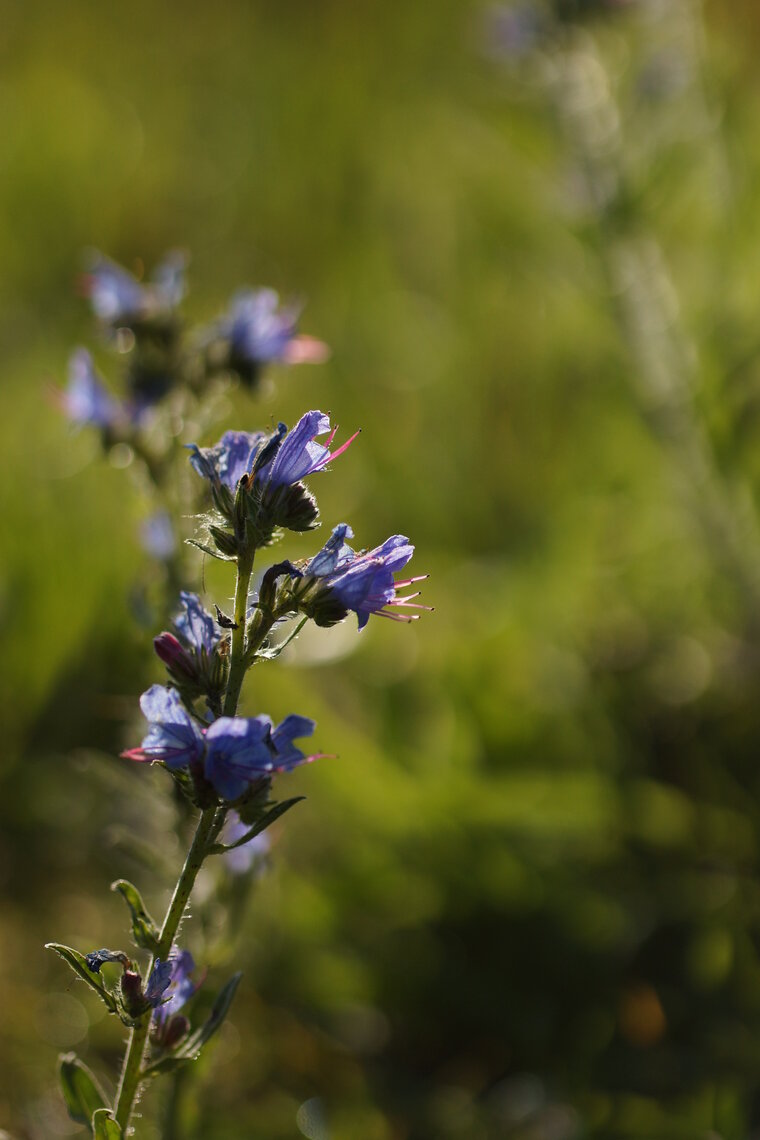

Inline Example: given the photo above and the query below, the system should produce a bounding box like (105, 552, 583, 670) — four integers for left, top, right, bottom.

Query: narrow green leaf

(92, 1109, 122, 1138)
(254, 617, 308, 661)
(111, 879, 160, 952)
(208, 797, 305, 855)
(143, 973, 242, 1075)
(46, 944, 119, 1015)
(58, 1053, 108, 1128)
(186, 538, 235, 562)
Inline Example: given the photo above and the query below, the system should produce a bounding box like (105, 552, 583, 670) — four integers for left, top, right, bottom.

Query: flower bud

(265, 482, 319, 532)
(120, 969, 147, 1018)
(208, 525, 240, 559)
(154, 633, 199, 684)
(162, 1014, 191, 1049)
(258, 560, 301, 614)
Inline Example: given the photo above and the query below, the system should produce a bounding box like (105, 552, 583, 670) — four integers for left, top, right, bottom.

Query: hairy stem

(113, 806, 218, 1130)
(223, 548, 255, 716)
(115, 543, 269, 1130)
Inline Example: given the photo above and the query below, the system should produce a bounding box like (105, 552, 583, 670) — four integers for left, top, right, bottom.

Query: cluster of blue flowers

(60, 252, 327, 436)
(124, 408, 430, 807)
(124, 686, 317, 801)
(50, 252, 430, 1130)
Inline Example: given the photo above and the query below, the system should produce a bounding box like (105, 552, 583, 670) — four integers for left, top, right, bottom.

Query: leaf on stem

(143, 973, 243, 1075)
(92, 1109, 123, 1138)
(208, 796, 305, 854)
(254, 617, 308, 661)
(58, 1053, 108, 1128)
(111, 879, 160, 953)
(45, 944, 119, 1016)
(186, 538, 236, 563)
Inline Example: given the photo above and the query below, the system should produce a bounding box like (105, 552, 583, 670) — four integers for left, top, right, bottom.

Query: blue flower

(256, 410, 359, 491)
(223, 288, 328, 369)
(124, 686, 320, 801)
(139, 511, 176, 561)
(187, 429, 268, 493)
(82, 251, 186, 323)
(144, 958, 175, 1007)
(189, 410, 357, 503)
(204, 713, 317, 801)
(63, 349, 122, 429)
(301, 526, 431, 630)
(173, 592, 219, 656)
(150, 950, 197, 1020)
(122, 685, 204, 769)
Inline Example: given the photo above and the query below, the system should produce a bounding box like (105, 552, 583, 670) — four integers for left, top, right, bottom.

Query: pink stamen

(326, 428, 361, 464)
(272, 751, 336, 771)
(393, 574, 429, 588)
(120, 747, 153, 763)
(374, 610, 419, 623)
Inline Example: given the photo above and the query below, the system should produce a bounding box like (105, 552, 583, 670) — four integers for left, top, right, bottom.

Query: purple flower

(154, 594, 223, 693)
(149, 950, 197, 1022)
(123, 686, 320, 802)
(81, 251, 186, 323)
(144, 958, 175, 1007)
(188, 429, 268, 493)
(223, 812, 271, 875)
(62, 349, 122, 429)
(121, 685, 204, 769)
(173, 592, 219, 656)
(204, 713, 317, 801)
(223, 288, 328, 368)
(302, 525, 431, 630)
(140, 511, 176, 561)
(256, 411, 359, 490)
(188, 412, 358, 498)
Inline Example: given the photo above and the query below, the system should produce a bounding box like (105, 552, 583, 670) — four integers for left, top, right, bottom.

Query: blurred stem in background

(542, 0, 760, 635)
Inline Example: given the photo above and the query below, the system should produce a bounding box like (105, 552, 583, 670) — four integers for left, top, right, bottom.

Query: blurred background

(4, 0, 760, 1136)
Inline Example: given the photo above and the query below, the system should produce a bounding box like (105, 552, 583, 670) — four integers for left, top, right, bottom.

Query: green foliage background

(3, 1, 760, 1137)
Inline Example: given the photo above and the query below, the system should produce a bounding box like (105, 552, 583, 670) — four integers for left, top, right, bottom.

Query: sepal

(92, 1109, 122, 1138)
(45, 944, 119, 1016)
(143, 973, 242, 1075)
(111, 880, 160, 953)
(208, 525, 239, 559)
(266, 481, 319, 532)
(58, 1053, 108, 1129)
(258, 560, 301, 614)
(209, 479, 235, 521)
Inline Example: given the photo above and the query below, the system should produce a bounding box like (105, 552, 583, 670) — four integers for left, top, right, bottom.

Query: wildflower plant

(47, 255, 431, 1135)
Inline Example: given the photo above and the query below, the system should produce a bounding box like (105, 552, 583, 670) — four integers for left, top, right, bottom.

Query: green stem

(223, 549, 255, 716)
(113, 806, 218, 1130)
(115, 545, 269, 1130)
